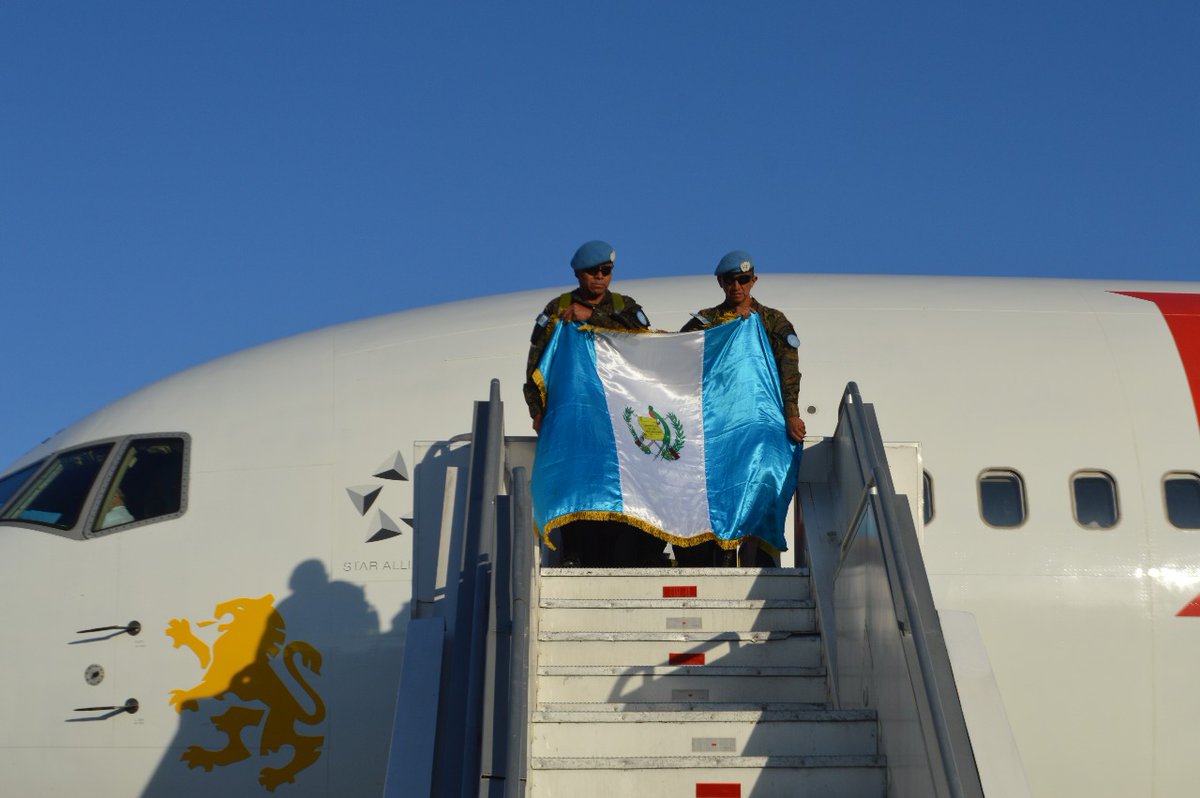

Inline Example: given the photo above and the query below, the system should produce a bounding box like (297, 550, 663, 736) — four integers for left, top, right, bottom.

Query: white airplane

(1, 273, 1198, 797)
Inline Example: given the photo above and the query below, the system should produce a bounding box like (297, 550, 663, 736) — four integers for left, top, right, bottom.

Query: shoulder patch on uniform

(786, 333, 800, 348)
(536, 312, 550, 328)
(636, 309, 649, 327)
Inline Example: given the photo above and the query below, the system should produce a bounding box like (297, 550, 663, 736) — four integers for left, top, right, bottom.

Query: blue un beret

(715, 250, 755, 277)
(571, 240, 616, 271)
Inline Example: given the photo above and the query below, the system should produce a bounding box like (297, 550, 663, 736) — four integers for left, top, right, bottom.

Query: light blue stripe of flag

(531, 322, 622, 527)
(531, 315, 799, 550)
(702, 316, 799, 548)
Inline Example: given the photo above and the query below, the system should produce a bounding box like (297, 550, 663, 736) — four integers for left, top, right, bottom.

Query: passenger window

(0, 460, 45, 511)
(1072, 471, 1119, 529)
(979, 470, 1026, 528)
(93, 438, 186, 533)
(1164, 472, 1200, 530)
(922, 470, 935, 525)
(1, 444, 114, 529)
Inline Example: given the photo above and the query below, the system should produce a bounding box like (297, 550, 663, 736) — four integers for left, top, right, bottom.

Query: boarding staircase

(528, 567, 884, 796)
(386, 381, 987, 798)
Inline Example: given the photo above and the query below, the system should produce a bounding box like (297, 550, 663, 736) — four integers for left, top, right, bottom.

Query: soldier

(524, 240, 650, 431)
(676, 250, 806, 567)
(526, 240, 659, 567)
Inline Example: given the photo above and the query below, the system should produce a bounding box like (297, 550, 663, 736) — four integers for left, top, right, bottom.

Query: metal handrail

(388, 380, 533, 798)
(504, 466, 534, 798)
(836, 382, 982, 798)
(403, 379, 506, 798)
(456, 380, 505, 797)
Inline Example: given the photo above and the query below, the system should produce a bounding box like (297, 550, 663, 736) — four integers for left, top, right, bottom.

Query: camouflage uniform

(680, 298, 802, 418)
(523, 289, 651, 420)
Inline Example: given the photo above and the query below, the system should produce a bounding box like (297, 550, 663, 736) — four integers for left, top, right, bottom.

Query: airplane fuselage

(1, 274, 1198, 796)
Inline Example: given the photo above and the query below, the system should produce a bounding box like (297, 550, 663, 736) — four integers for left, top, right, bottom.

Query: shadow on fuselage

(140, 559, 408, 797)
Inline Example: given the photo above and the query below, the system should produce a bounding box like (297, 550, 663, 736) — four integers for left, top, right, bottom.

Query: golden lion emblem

(166, 594, 326, 791)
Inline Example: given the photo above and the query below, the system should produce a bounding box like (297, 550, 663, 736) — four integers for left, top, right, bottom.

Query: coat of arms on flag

(530, 314, 799, 552)
(622, 406, 685, 460)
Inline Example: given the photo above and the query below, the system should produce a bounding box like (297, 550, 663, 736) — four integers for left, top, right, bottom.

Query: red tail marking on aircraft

(663, 585, 697, 597)
(696, 784, 741, 798)
(1114, 292, 1200, 433)
(670, 652, 706, 665)
(1176, 594, 1200, 617)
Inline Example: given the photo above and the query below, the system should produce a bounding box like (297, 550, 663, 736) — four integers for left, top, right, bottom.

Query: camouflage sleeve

(523, 298, 560, 419)
(762, 308, 802, 418)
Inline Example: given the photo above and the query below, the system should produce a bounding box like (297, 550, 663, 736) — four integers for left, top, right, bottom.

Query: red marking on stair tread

(670, 652, 706, 666)
(696, 784, 740, 798)
(663, 585, 698, 597)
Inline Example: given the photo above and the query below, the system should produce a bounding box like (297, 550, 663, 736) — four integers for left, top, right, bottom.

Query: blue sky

(2, 2, 1198, 468)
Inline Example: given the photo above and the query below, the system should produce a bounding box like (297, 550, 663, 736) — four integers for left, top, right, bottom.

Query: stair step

(541, 598, 812, 609)
(538, 631, 807, 641)
(535, 665, 827, 704)
(529, 756, 886, 797)
(532, 709, 879, 758)
(540, 567, 810, 577)
(538, 701, 829, 713)
(539, 567, 810, 600)
(533, 708, 876, 723)
(538, 598, 815, 632)
(537, 631, 821, 667)
(532, 754, 885, 769)
(538, 665, 824, 677)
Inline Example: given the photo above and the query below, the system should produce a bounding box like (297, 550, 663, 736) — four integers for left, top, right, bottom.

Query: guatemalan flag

(530, 314, 799, 552)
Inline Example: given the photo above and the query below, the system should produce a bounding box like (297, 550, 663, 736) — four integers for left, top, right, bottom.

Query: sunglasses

(720, 273, 754, 286)
(582, 265, 613, 277)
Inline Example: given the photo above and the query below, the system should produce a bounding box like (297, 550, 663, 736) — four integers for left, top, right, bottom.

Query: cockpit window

(0, 460, 45, 511)
(93, 438, 186, 533)
(1, 444, 114, 529)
